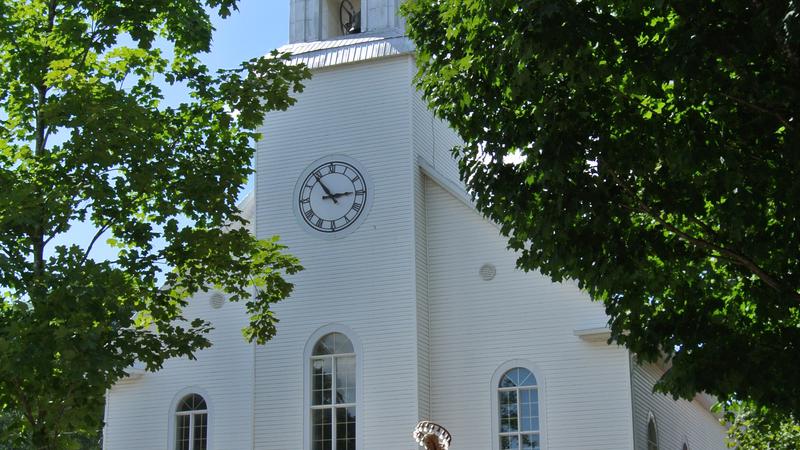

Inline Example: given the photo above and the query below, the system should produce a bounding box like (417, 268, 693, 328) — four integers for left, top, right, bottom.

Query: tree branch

(720, 93, 793, 131)
(607, 169, 800, 302)
(8, 378, 38, 432)
(79, 222, 112, 266)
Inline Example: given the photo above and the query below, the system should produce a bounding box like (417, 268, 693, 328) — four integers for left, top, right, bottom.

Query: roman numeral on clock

(304, 209, 314, 220)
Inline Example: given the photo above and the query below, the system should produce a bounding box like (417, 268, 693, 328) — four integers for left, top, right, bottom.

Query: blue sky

(51, 1, 294, 263)
(202, 2, 290, 78)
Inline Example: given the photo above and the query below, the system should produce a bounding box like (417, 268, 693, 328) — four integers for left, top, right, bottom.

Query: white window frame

(490, 360, 547, 450)
(168, 387, 213, 450)
(304, 324, 363, 450)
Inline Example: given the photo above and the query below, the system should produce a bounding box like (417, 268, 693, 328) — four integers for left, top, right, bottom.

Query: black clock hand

(315, 174, 338, 204)
(322, 191, 353, 200)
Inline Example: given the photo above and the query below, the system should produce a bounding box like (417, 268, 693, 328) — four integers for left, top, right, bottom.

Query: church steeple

(289, 0, 405, 43)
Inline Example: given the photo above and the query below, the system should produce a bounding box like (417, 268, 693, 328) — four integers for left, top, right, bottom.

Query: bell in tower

(290, 0, 404, 43)
(329, 0, 361, 36)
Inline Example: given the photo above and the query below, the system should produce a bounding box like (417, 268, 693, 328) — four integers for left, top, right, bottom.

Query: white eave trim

(416, 156, 503, 233)
(417, 157, 472, 209)
(573, 326, 612, 342)
(122, 361, 146, 381)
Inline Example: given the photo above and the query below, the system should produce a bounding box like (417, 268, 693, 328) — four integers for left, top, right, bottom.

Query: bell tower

(289, 0, 406, 42)
(251, 0, 466, 447)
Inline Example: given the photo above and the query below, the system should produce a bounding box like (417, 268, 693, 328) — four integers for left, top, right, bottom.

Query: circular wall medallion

(209, 292, 225, 309)
(479, 263, 497, 281)
(293, 154, 373, 239)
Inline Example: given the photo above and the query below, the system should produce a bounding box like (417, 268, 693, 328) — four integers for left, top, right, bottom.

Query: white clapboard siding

(424, 175, 636, 450)
(631, 360, 727, 450)
(254, 55, 422, 450)
(103, 290, 255, 450)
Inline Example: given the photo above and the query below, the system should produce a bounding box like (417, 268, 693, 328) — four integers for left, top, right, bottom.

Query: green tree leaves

(721, 401, 800, 449)
(0, 1, 308, 447)
(404, 0, 800, 418)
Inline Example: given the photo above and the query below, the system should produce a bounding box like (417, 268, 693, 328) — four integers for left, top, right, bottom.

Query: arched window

(175, 393, 208, 450)
(498, 367, 540, 450)
(311, 332, 356, 450)
(647, 414, 659, 450)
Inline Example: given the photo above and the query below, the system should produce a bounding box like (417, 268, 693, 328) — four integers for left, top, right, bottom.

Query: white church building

(103, 1, 728, 449)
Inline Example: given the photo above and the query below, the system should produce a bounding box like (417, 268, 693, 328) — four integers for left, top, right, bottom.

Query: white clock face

(294, 155, 372, 237)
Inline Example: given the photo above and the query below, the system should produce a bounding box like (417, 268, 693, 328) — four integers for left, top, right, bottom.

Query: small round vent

(209, 292, 225, 309)
(479, 263, 496, 281)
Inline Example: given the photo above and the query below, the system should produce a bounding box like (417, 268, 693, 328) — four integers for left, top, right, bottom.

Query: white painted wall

(253, 55, 422, 450)
(631, 361, 727, 450)
(423, 176, 636, 450)
(103, 290, 255, 450)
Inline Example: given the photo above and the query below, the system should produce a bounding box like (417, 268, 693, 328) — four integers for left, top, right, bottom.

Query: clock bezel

(292, 154, 374, 239)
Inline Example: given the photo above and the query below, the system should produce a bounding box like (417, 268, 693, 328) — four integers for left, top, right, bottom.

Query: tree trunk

(30, 425, 56, 450)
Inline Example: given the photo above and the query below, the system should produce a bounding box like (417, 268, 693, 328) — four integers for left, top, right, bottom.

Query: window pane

(516, 368, 536, 387)
(177, 394, 207, 412)
(312, 409, 332, 450)
(193, 413, 207, 450)
(336, 356, 356, 404)
(519, 389, 539, 432)
(500, 369, 518, 388)
(313, 333, 354, 355)
(499, 390, 518, 432)
(500, 435, 519, 450)
(647, 418, 659, 450)
(500, 368, 536, 388)
(314, 334, 336, 355)
(176, 415, 190, 450)
(521, 433, 540, 450)
(336, 406, 356, 450)
(332, 333, 354, 354)
(312, 357, 333, 405)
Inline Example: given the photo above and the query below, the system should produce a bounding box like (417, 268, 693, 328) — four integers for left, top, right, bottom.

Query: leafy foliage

(0, 0, 308, 447)
(403, 0, 800, 415)
(722, 401, 800, 449)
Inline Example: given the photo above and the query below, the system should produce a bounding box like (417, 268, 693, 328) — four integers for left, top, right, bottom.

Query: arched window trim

(303, 324, 363, 450)
(490, 360, 547, 450)
(646, 411, 659, 450)
(168, 386, 213, 450)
